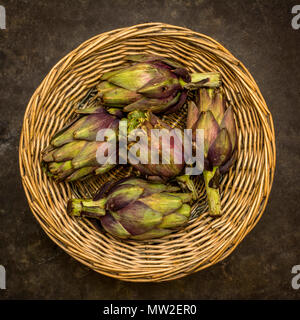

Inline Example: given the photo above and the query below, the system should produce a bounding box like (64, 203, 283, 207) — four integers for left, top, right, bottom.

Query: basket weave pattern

(19, 23, 275, 282)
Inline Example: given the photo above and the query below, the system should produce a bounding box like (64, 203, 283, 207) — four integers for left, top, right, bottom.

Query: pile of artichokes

(42, 55, 237, 240)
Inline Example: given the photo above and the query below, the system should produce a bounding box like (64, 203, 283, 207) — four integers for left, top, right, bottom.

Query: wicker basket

(19, 23, 275, 282)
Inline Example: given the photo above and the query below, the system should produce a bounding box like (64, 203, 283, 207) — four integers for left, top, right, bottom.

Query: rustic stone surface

(0, 0, 299, 299)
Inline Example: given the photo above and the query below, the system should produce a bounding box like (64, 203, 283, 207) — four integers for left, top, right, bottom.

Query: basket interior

(19, 23, 275, 282)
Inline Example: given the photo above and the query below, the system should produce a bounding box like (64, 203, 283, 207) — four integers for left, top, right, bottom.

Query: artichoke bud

(68, 178, 192, 240)
(187, 88, 237, 217)
(42, 106, 120, 182)
(189, 88, 236, 170)
(126, 110, 185, 181)
(97, 55, 221, 114)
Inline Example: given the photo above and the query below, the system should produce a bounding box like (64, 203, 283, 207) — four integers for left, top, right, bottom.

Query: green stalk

(203, 166, 221, 217)
(67, 198, 107, 219)
(181, 72, 221, 90)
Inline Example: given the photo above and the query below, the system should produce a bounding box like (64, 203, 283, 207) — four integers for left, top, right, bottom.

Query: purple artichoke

(125, 110, 186, 182)
(42, 106, 122, 182)
(68, 177, 192, 240)
(187, 89, 237, 216)
(97, 55, 221, 114)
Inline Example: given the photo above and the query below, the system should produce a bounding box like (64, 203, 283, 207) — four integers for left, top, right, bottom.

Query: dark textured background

(0, 0, 299, 300)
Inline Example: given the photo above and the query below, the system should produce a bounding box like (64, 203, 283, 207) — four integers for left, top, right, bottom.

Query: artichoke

(42, 106, 122, 182)
(124, 110, 186, 182)
(97, 55, 221, 114)
(68, 177, 193, 240)
(187, 89, 237, 216)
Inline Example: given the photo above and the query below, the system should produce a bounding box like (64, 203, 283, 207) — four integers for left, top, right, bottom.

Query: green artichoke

(68, 177, 193, 240)
(42, 106, 122, 182)
(187, 89, 237, 216)
(97, 55, 221, 114)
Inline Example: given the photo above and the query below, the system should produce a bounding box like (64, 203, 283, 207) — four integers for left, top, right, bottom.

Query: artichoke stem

(176, 175, 198, 200)
(203, 167, 221, 217)
(182, 72, 221, 89)
(67, 198, 107, 219)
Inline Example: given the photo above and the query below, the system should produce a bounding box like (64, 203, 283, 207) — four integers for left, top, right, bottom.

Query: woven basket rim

(19, 23, 276, 282)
